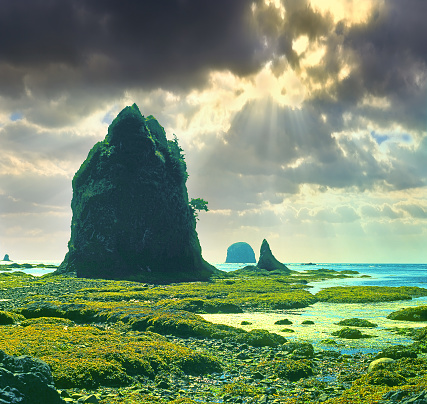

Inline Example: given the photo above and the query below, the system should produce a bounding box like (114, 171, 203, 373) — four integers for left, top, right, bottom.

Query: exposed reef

(57, 104, 217, 283)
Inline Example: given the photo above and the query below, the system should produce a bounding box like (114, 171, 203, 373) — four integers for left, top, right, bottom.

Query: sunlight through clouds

(0, 0, 426, 262)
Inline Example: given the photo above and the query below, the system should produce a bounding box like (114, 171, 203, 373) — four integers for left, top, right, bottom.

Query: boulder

(257, 239, 290, 273)
(0, 350, 64, 404)
(368, 357, 395, 373)
(225, 242, 256, 263)
(57, 104, 217, 283)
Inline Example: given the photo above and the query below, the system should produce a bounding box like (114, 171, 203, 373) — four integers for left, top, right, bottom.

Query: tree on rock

(257, 239, 290, 273)
(56, 104, 218, 283)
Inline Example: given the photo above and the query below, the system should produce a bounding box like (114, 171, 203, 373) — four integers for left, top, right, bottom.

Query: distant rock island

(257, 239, 290, 273)
(57, 103, 217, 283)
(2, 254, 10, 261)
(225, 242, 256, 263)
(225, 239, 291, 277)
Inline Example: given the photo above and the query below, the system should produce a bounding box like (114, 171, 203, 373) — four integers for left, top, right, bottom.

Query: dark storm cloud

(302, 0, 427, 134)
(190, 94, 427, 211)
(191, 98, 399, 204)
(0, 0, 264, 99)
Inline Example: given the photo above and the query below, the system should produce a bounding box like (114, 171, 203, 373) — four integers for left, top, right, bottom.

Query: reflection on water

(202, 296, 427, 354)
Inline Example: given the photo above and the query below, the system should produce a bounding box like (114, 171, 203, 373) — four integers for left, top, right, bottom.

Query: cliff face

(57, 104, 216, 282)
(257, 239, 290, 273)
(225, 242, 256, 263)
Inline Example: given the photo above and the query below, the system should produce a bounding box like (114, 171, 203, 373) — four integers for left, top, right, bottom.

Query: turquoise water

(215, 262, 427, 291)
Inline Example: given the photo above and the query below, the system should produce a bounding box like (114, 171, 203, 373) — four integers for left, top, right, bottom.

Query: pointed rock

(257, 239, 290, 273)
(57, 104, 217, 283)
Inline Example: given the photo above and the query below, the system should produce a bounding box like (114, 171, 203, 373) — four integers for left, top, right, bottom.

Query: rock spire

(57, 104, 217, 282)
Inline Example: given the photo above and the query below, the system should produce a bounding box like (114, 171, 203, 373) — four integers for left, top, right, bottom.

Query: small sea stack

(257, 239, 290, 273)
(57, 104, 217, 283)
(225, 242, 256, 263)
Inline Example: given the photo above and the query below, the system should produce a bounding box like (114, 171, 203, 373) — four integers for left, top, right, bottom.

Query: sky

(1, 0, 426, 264)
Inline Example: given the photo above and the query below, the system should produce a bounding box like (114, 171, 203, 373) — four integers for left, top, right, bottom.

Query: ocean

(215, 262, 427, 292)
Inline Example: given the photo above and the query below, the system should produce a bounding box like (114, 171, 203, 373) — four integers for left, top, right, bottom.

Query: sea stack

(226, 242, 256, 263)
(257, 239, 290, 273)
(2, 254, 10, 261)
(57, 104, 217, 283)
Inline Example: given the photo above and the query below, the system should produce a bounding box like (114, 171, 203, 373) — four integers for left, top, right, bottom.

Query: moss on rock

(332, 327, 372, 339)
(57, 103, 217, 283)
(336, 318, 378, 328)
(316, 286, 427, 303)
(387, 305, 427, 321)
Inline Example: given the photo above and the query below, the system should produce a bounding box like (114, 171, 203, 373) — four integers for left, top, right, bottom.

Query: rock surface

(256, 239, 290, 273)
(225, 242, 256, 263)
(57, 104, 217, 283)
(0, 350, 64, 404)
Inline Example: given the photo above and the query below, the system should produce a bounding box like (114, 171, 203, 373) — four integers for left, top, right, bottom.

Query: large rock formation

(225, 242, 256, 263)
(0, 351, 64, 404)
(57, 104, 217, 283)
(257, 239, 290, 273)
(2, 254, 10, 261)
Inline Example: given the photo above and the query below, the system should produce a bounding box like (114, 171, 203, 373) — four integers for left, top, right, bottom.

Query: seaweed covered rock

(374, 345, 417, 360)
(387, 305, 427, 321)
(0, 350, 64, 404)
(257, 239, 290, 273)
(225, 242, 256, 263)
(57, 104, 217, 283)
(332, 327, 372, 339)
(337, 318, 378, 328)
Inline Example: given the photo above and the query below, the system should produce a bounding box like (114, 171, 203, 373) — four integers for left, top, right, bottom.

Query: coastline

(0, 266, 426, 403)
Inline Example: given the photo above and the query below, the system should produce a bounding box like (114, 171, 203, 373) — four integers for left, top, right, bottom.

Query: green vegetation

(274, 318, 292, 325)
(332, 327, 373, 339)
(0, 320, 220, 388)
(336, 318, 378, 328)
(326, 356, 427, 404)
(269, 359, 313, 381)
(72, 276, 317, 311)
(302, 320, 315, 325)
(0, 310, 25, 325)
(220, 381, 263, 398)
(1, 271, 426, 403)
(387, 305, 427, 321)
(189, 198, 209, 220)
(316, 286, 427, 303)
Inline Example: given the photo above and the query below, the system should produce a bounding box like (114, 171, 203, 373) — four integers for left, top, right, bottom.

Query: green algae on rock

(57, 104, 217, 283)
(332, 327, 373, 339)
(387, 305, 427, 321)
(337, 318, 378, 328)
(316, 286, 427, 303)
(0, 322, 221, 389)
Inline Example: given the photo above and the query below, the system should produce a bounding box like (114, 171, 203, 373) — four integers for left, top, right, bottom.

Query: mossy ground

(0, 271, 426, 403)
(315, 286, 427, 303)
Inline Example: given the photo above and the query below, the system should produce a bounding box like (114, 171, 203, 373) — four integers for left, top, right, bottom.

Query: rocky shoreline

(0, 272, 426, 403)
